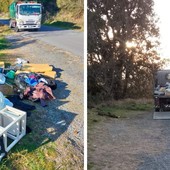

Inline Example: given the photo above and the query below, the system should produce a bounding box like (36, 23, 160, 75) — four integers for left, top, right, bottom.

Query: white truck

(9, 0, 42, 32)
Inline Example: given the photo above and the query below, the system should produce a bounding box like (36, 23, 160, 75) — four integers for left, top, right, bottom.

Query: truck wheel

(155, 108, 160, 112)
(15, 26, 20, 32)
(33, 28, 39, 31)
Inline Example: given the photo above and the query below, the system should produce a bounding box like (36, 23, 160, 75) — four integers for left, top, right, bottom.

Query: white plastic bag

(0, 92, 5, 110)
(15, 58, 28, 64)
(0, 73, 6, 84)
(4, 98, 13, 107)
(0, 92, 13, 110)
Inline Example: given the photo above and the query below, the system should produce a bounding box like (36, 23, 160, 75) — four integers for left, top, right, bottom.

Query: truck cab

(9, 1, 42, 32)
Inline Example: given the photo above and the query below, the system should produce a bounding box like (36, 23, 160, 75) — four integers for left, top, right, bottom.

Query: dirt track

(88, 111, 170, 170)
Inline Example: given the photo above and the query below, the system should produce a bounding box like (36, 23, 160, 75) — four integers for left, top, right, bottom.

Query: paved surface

(153, 111, 170, 119)
(88, 111, 170, 170)
(0, 19, 84, 57)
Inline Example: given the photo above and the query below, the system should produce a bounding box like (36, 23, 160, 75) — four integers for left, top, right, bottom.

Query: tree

(88, 0, 162, 100)
(0, 0, 11, 13)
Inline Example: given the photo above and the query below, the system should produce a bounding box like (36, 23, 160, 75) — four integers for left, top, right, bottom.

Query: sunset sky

(154, 0, 170, 59)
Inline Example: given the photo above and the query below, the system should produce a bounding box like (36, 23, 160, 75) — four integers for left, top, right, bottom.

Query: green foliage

(88, 0, 162, 100)
(0, 0, 11, 13)
(0, 26, 11, 50)
(0, 36, 8, 50)
(58, 0, 83, 16)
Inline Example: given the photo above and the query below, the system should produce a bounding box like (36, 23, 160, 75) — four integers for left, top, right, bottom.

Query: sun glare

(126, 41, 137, 48)
(154, 0, 170, 60)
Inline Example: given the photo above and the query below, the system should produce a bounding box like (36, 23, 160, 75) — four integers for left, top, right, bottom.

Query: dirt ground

(88, 111, 170, 170)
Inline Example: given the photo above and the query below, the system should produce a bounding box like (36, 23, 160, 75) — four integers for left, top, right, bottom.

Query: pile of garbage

(0, 58, 57, 107)
(154, 82, 170, 96)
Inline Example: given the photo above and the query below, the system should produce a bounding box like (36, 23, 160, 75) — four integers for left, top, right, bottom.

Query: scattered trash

(38, 78, 48, 84)
(0, 84, 14, 96)
(0, 74, 6, 84)
(0, 92, 13, 110)
(0, 59, 58, 160)
(0, 62, 4, 73)
(0, 92, 5, 110)
(24, 82, 56, 107)
(6, 70, 15, 79)
(0, 60, 57, 107)
(0, 106, 26, 161)
(9, 63, 22, 71)
(15, 58, 29, 64)
(4, 98, 13, 107)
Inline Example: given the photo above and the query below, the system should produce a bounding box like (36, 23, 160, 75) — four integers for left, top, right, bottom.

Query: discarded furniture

(0, 106, 26, 160)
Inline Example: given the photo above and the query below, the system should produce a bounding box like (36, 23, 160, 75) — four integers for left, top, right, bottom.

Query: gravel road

(4, 27, 84, 167)
(88, 111, 170, 170)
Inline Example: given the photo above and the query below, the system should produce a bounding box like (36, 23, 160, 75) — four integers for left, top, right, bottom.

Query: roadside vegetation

(88, 99, 153, 126)
(0, 25, 11, 57)
(44, 0, 83, 30)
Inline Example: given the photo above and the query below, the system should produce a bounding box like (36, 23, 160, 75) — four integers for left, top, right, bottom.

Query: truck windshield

(19, 5, 41, 15)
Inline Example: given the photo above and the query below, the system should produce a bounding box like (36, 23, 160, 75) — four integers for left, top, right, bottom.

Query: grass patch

(0, 25, 11, 51)
(88, 98, 154, 120)
(0, 25, 11, 36)
(0, 36, 8, 50)
(88, 162, 95, 169)
(0, 25, 18, 65)
(88, 108, 104, 128)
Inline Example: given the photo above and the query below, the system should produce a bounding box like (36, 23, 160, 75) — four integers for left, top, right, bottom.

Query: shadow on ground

(137, 152, 170, 170)
(8, 38, 37, 49)
(45, 21, 81, 30)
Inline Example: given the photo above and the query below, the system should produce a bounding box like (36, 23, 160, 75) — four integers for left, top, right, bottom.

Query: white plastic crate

(0, 106, 26, 160)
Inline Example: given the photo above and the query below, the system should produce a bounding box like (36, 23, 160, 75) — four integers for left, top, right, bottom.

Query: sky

(154, 0, 170, 59)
